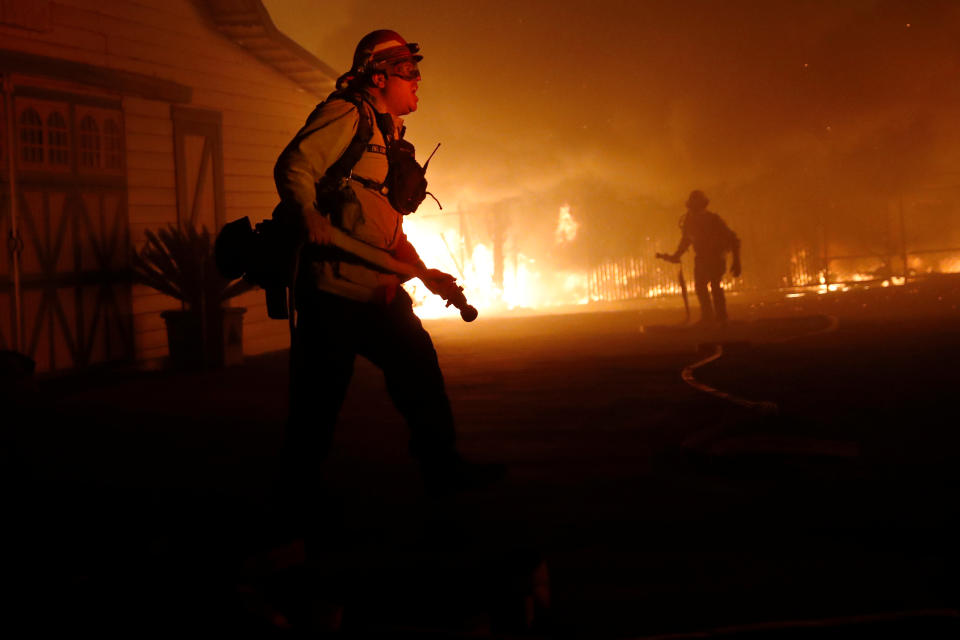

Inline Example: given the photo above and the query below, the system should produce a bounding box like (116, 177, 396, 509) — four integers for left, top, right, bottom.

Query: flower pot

(160, 307, 246, 370)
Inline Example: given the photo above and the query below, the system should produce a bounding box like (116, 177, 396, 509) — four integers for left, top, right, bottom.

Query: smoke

(265, 0, 960, 282)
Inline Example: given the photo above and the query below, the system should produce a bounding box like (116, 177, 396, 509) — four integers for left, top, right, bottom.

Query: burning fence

(783, 247, 960, 295)
(783, 188, 960, 290)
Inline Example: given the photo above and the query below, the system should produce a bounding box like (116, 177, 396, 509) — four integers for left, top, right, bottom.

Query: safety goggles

(387, 60, 421, 81)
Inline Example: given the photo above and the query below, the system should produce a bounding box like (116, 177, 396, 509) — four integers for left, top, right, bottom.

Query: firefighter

(272, 30, 503, 508)
(664, 190, 741, 324)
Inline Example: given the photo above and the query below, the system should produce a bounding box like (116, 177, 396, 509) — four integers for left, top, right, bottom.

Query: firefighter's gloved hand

(731, 259, 742, 278)
(304, 208, 334, 245)
(420, 269, 460, 301)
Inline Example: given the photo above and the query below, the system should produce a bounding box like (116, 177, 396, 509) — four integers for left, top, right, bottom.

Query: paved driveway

(7, 279, 960, 636)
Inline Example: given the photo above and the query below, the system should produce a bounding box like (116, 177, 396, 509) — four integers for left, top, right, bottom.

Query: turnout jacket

(676, 210, 739, 260)
(274, 94, 423, 302)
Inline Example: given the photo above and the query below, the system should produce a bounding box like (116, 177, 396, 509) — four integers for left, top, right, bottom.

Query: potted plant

(132, 224, 253, 370)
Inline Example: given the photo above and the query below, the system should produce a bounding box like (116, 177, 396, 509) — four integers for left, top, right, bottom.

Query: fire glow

(402, 205, 593, 319)
(402, 204, 719, 319)
(555, 205, 579, 244)
(403, 205, 960, 320)
(786, 248, 960, 295)
(404, 206, 960, 320)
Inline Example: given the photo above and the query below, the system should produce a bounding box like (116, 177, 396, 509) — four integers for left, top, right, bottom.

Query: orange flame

(555, 204, 578, 244)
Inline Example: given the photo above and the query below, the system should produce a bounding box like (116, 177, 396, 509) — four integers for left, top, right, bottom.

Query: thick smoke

(265, 0, 960, 285)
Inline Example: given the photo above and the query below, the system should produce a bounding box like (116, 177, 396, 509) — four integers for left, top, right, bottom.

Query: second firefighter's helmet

(686, 189, 709, 210)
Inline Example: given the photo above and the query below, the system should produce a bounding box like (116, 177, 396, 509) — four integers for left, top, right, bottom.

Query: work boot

(421, 453, 506, 496)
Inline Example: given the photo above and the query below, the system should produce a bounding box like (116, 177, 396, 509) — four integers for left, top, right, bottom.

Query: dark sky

(263, 0, 960, 276)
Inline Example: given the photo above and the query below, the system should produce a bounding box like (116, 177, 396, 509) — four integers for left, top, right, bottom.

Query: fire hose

(327, 226, 478, 322)
(215, 214, 479, 323)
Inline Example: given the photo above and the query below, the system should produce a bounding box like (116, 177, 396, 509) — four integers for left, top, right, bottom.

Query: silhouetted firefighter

(658, 190, 741, 324)
(270, 29, 503, 510)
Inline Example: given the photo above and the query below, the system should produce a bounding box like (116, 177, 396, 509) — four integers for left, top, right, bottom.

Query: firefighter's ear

(371, 71, 387, 88)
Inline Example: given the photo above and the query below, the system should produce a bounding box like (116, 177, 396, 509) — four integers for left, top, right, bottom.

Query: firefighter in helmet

(272, 30, 503, 509)
(664, 190, 742, 324)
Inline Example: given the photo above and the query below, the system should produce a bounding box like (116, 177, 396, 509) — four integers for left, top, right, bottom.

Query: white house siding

(2, 0, 331, 365)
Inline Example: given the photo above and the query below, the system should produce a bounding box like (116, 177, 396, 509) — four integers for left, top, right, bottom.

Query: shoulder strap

(321, 91, 375, 183)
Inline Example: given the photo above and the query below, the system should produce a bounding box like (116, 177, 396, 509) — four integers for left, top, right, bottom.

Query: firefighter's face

(372, 63, 419, 116)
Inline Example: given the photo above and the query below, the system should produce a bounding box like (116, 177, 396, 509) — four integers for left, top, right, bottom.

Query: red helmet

(351, 29, 422, 74)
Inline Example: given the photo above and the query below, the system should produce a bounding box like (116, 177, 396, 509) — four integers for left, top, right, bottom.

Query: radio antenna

(423, 142, 441, 171)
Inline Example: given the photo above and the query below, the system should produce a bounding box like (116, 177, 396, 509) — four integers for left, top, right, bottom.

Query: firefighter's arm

(273, 100, 358, 245)
(393, 233, 459, 297)
(394, 234, 458, 293)
(420, 269, 459, 299)
(392, 233, 424, 281)
(668, 233, 691, 262)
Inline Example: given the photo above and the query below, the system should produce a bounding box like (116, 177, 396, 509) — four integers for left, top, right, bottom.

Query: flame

(788, 247, 928, 289)
(403, 205, 596, 319)
(789, 248, 818, 287)
(938, 256, 960, 273)
(555, 204, 578, 244)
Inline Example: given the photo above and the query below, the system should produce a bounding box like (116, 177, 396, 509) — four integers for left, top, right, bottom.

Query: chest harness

(314, 90, 440, 215)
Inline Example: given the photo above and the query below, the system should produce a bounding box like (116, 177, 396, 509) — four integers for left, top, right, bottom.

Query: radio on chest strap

(314, 90, 436, 215)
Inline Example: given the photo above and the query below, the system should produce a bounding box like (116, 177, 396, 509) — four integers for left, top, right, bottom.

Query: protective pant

(694, 255, 727, 322)
(281, 286, 457, 498)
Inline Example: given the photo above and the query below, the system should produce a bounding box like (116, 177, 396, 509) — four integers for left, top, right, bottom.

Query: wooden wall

(1, 0, 329, 364)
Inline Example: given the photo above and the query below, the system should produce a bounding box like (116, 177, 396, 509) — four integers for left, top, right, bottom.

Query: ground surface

(5, 276, 960, 637)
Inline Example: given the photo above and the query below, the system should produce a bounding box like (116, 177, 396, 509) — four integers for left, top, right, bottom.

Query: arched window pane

(47, 111, 70, 166)
(19, 108, 44, 164)
(79, 115, 100, 169)
(103, 119, 123, 170)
